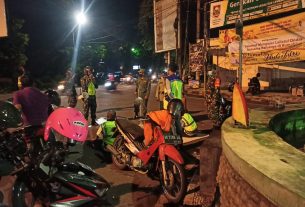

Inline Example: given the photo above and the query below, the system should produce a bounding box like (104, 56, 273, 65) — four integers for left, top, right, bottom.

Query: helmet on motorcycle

(107, 110, 116, 121)
(44, 107, 88, 142)
(0, 101, 23, 129)
(45, 89, 61, 106)
(167, 99, 184, 117)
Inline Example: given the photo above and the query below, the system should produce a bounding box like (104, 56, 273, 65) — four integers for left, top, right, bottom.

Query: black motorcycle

(212, 89, 232, 128)
(247, 77, 260, 95)
(0, 101, 110, 207)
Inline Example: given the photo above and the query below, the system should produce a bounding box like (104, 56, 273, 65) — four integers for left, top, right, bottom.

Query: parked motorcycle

(212, 89, 232, 128)
(247, 76, 260, 95)
(0, 104, 110, 207)
(101, 99, 186, 203)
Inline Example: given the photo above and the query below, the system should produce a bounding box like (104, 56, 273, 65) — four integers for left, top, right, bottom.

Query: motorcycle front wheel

(111, 136, 127, 170)
(159, 158, 186, 204)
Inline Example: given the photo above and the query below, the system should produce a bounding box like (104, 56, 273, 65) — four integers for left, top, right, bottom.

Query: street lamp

(75, 11, 87, 26)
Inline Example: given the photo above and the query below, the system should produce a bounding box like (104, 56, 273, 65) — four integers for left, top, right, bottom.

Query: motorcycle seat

(116, 119, 144, 142)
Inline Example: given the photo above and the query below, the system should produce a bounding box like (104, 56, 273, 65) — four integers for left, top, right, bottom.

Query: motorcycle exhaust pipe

(106, 145, 119, 156)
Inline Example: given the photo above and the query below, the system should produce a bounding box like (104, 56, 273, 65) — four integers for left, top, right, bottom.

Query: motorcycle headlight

(126, 77, 131, 82)
(57, 84, 65, 90)
(104, 82, 111, 87)
(151, 75, 156, 80)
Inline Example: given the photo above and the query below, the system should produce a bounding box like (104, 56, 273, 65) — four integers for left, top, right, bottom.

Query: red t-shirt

(13, 87, 49, 126)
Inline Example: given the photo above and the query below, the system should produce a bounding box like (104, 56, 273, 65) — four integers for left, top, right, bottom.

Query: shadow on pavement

(97, 106, 134, 113)
(192, 114, 209, 122)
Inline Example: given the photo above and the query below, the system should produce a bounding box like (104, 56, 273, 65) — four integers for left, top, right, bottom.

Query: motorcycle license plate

(163, 134, 182, 145)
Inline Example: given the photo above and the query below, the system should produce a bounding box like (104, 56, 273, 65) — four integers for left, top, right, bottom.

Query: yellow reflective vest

(181, 113, 197, 133)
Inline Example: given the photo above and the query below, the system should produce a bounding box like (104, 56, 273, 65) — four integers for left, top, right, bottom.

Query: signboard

(210, 0, 305, 29)
(239, 49, 305, 65)
(133, 65, 140, 70)
(189, 40, 204, 72)
(154, 0, 179, 53)
(0, 0, 7, 37)
(219, 12, 305, 65)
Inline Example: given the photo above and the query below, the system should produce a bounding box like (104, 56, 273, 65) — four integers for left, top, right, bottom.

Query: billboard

(0, 0, 7, 37)
(225, 12, 305, 65)
(210, 0, 305, 29)
(154, 0, 179, 53)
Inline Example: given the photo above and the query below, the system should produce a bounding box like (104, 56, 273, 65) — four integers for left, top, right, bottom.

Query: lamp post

(236, 0, 243, 88)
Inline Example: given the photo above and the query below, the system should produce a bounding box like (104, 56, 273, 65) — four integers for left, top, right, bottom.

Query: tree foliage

(0, 18, 29, 77)
(137, 0, 165, 72)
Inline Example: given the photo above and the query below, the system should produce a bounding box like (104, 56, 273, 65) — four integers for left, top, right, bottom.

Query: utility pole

(237, 0, 243, 88)
(203, 1, 208, 96)
(195, 0, 201, 81)
(196, 0, 200, 40)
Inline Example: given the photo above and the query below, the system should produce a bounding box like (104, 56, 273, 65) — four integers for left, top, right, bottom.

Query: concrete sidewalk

(186, 86, 305, 105)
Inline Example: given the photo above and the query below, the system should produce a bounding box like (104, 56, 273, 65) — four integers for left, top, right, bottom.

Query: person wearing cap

(155, 72, 166, 109)
(80, 66, 97, 125)
(164, 63, 184, 109)
(135, 69, 151, 117)
(96, 110, 117, 146)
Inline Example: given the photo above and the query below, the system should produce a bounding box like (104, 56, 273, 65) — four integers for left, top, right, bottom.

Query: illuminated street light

(75, 11, 87, 25)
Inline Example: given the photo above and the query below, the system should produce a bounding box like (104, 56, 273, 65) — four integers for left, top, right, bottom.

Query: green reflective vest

(102, 121, 116, 145)
(88, 81, 96, 96)
(182, 113, 197, 133)
(170, 79, 183, 100)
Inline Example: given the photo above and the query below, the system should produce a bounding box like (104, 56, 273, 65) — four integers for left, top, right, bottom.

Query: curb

(186, 91, 305, 105)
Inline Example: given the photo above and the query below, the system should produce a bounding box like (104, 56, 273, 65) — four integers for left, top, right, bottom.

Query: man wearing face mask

(134, 69, 151, 117)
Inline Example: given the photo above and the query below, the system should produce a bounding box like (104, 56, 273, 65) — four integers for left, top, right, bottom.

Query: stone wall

(217, 155, 277, 207)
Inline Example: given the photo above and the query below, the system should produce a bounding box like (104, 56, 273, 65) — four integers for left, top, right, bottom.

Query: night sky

(5, 0, 140, 74)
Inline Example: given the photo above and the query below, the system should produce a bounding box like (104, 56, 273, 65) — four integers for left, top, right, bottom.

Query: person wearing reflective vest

(96, 110, 117, 146)
(164, 63, 183, 109)
(181, 113, 197, 136)
(80, 66, 97, 125)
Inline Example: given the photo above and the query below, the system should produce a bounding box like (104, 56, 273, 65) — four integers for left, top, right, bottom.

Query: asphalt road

(0, 83, 211, 207)
(61, 84, 212, 207)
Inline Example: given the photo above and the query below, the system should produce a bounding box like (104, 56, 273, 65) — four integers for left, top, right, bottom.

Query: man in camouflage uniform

(134, 69, 151, 117)
(80, 66, 97, 125)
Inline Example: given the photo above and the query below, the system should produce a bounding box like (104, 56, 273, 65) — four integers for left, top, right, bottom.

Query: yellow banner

(230, 49, 305, 65)
(219, 12, 305, 49)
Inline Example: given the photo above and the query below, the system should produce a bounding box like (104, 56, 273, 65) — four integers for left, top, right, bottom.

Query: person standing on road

(65, 69, 77, 108)
(17, 66, 26, 90)
(135, 69, 151, 117)
(155, 72, 166, 110)
(164, 63, 184, 110)
(80, 66, 97, 125)
(13, 74, 49, 126)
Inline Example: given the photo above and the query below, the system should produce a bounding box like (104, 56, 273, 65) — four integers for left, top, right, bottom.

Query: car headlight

(104, 82, 111, 87)
(57, 84, 65, 90)
(126, 77, 131, 82)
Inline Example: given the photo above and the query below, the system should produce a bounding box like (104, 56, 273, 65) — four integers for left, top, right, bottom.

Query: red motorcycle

(105, 100, 187, 203)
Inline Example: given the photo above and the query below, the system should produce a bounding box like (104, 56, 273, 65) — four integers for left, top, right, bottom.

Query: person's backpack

(88, 81, 96, 96)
